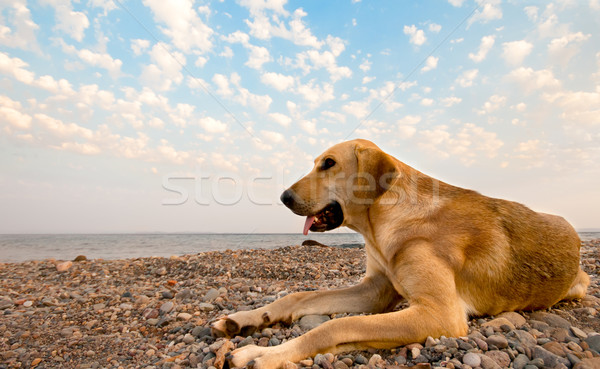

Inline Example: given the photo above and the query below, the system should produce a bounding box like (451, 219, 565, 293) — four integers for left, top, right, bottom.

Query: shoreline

(0, 241, 599, 368)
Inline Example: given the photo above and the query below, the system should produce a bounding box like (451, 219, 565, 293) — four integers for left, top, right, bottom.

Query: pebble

(160, 301, 174, 313)
(203, 288, 220, 302)
(482, 317, 515, 331)
(23, 300, 33, 307)
(485, 351, 511, 367)
(513, 354, 529, 369)
(177, 312, 192, 321)
(56, 261, 72, 272)
(299, 315, 330, 330)
(182, 333, 195, 344)
(73, 255, 87, 262)
(498, 312, 527, 328)
(462, 352, 481, 367)
(198, 302, 215, 311)
(571, 326, 588, 340)
(485, 334, 508, 349)
(529, 312, 571, 329)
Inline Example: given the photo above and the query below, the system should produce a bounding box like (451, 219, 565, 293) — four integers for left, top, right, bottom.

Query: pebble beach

(1, 240, 599, 369)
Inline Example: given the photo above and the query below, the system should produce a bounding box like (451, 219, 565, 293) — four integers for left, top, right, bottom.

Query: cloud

(441, 96, 462, 107)
(296, 80, 335, 107)
(469, 35, 495, 63)
(448, 0, 466, 6)
(269, 112, 292, 127)
(429, 23, 442, 33)
(41, 0, 90, 41)
(0, 96, 32, 130)
(543, 89, 600, 126)
(418, 123, 503, 165)
(421, 56, 438, 72)
(468, 0, 502, 27)
(223, 31, 272, 70)
(261, 72, 295, 91)
(0, 0, 40, 52)
(477, 94, 507, 115)
(261, 130, 285, 144)
(294, 36, 352, 81)
(403, 25, 426, 46)
(501, 40, 533, 66)
(60, 41, 123, 78)
(142, 0, 213, 53)
(140, 43, 184, 91)
(199, 117, 227, 133)
(421, 98, 434, 106)
(359, 60, 371, 72)
(213, 73, 272, 113)
(131, 39, 150, 56)
(548, 32, 591, 66)
(343, 100, 370, 119)
(507, 67, 561, 93)
(0, 52, 75, 95)
(397, 115, 421, 138)
(321, 111, 346, 123)
(456, 69, 479, 87)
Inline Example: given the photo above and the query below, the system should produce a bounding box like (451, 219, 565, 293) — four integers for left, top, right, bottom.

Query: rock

(73, 255, 87, 262)
(485, 351, 511, 367)
(425, 336, 437, 347)
(143, 308, 159, 319)
(192, 326, 212, 338)
(238, 336, 255, 347)
(0, 299, 13, 310)
(482, 317, 515, 331)
(529, 312, 571, 329)
(299, 315, 330, 331)
(333, 360, 348, 369)
(299, 359, 313, 367)
(177, 312, 192, 321)
(513, 354, 530, 369)
(474, 337, 488, 351)
(462, 352, 481, 367)
(586, 335, 600, 353)
(486, 334, 508, 349)
(479, 353, 501, 369)
(572, 326, 588, 340)
(530, 320, 550, 332)
(160, 301, 174, 313)
(31, 357, 42, 367)
(532, 345, 570, 368)
(199, 303, 215, 311)
(176, 289, 192, 300)
(513, 329, 537, 347)
(56, 261, 72, 272)
(182, 333, 195, 344)
(354, 355, 368, 365)
(92, 303, 105, 311)
(23, 300, 33, 307)
(542, 341, 566, 357)
(146, 318, 159, 326)
(161, 291, 174, 299)
(573, 357, 600, 369)
(367, 354, 384, 368)
(302, 240, 328, 247)
(60, 327, 75, 337)
(203, 288, 219, 302)
(498, 312, 527, 328)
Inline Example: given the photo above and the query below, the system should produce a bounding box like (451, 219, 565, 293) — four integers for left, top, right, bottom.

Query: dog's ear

(353, 145, 398, 201)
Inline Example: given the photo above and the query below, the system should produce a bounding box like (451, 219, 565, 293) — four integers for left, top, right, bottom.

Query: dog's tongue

(303, 216, 315, 236)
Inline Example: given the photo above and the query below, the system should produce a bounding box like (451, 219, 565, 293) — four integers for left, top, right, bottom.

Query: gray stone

(237, 336, 254, 347)
(299, 315, 330, 331)
(191, 326, 211, 338)
(529, 312, 571, 329)
(160, 301, 174, 313)
(571, 326, 588, 340)
(485, 351, 510, 367)
(462, 352, 481, 367)
(513, 353, 529, 369)
(176, 289, 192, 300)
(532, 346, 570, 368)
(486, 334, 508, 349)
(513, 329, 537, 347)
(354, 355, 368, 365)
(498, 312, 527, 328)
(203, 288, 219, 302)
(479, 353, 501, 369)
(0, 299, 14, 310)
(198, 303, 215, 311)
(585, 335, 600, 353)
(182, 333, 195, 344)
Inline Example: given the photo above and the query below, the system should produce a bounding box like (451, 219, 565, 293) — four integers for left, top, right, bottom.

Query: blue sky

(1, 0, 599, 234)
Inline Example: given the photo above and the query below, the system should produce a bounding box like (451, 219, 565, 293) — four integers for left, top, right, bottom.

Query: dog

(212, 139, 589, 369)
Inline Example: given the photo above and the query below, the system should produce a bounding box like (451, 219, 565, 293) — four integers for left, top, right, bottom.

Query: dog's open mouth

(303, 201, 344, 235)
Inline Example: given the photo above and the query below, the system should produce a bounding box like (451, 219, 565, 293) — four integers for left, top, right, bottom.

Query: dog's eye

(321, 158, 336, 170)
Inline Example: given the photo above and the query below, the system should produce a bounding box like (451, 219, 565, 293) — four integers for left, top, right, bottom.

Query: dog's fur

(212, 139, 589, 369)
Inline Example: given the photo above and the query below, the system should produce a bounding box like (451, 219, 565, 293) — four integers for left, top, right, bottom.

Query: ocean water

(1, 232, 598, 263)
(0, 233, 365, 263)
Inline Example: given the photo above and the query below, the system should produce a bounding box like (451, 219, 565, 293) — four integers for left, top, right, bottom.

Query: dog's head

(280, 139, 398, 234)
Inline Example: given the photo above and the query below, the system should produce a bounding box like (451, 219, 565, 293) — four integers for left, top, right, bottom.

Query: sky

(0, 0, 599, 234)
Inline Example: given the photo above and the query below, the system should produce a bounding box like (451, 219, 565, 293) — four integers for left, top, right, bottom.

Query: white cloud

(0, 51, 34, 84)
(362, 76, 375, 84)
(60, 41, 123, 78)
(195, 56, 208, 68)
(513, 139, 549, 168)
(220, 46, 234, 58)
(300, 119, 317, 135)
(507, 67, 561, 92)
(343, 100, 370, 119)
(294, 36, 352, 81)
(403, 25, 426, 46)
(0, 0, 40, 52)
(468, 0, 502, 27)
(199, 117, 227, 133)
(591, 0, 600, 10)
(456, 69, 479, 87)
(158, 139, 190, 165)
(140, 43, 184, 91)
(261, 130, 285, 144)
(223, 31, 272, 70)
(359, 60, 371, 72)
(261, 72, 295, 91)
(398, 115, 421, 126)
(421, 56, 438, 72)
(441, 96, 462, 107)
(41, 0, 89, 41)
(418, 123, 503, 165)
(131, 39, 150, 56)
(477, 94, 507, 115)
(296, 80, 335, 107)
(448, 0, 466, 6)
(269, 112, 292, 127)
(469, 35, 495, 63)
(143, 0, 213, 53)
(502, 40, 533, 66)
(548, 32, 591, 66)
(321, 111, 346, 123)
(543, 89, 600, 126)
(429, 23, 442, 33)
(0, 96, 32, 130)
(421, 98, 434, 106)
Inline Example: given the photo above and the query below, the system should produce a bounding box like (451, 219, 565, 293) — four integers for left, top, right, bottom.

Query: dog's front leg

(211, 274, 399, 338)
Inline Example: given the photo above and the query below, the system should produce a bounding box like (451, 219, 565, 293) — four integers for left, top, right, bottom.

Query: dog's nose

(280, 189, 295, 207)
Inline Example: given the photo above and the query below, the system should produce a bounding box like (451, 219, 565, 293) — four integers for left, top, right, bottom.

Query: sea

(1, 232, 598, 263)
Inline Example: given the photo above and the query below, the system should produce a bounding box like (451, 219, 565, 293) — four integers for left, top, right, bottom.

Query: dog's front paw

(228, 344, 288, 369)
(211, 310, 272, 338)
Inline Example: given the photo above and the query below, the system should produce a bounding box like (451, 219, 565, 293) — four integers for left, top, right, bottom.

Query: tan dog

(212, 139, 589, 369)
